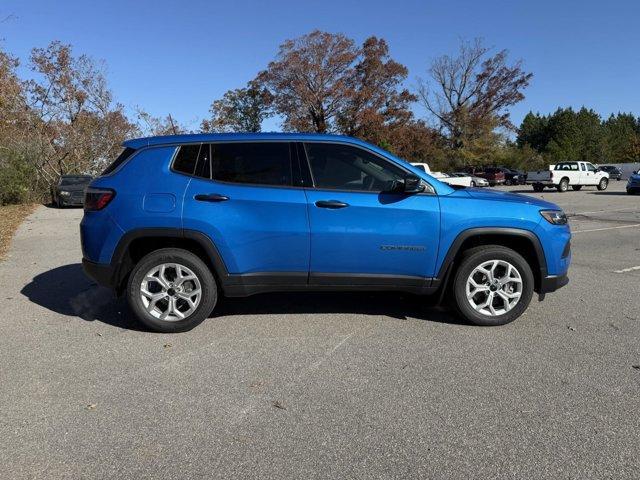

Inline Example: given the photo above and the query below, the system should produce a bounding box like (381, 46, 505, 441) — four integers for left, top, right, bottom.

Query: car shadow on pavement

(214, 292, 466, 325)
(20, 263, 145, 331)
(21, 264, 467, 330)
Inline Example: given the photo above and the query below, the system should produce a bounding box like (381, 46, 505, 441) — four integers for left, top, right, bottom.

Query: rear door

(181, 142, 310, 279)
(300, 141, 440, 285)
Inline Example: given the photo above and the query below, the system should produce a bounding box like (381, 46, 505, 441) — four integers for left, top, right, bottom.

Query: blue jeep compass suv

(81, 133, 570, 332)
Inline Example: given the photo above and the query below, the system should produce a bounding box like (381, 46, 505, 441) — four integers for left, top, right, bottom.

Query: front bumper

(539, 273, 569, 293)
(82, 258, 117, 289)
(627, 185, 640, 194)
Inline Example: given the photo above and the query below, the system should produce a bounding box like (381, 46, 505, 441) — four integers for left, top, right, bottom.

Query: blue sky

(2, 0, 639, 132)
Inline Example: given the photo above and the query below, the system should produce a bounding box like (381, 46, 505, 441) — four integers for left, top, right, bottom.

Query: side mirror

(403, 174, 426, 193)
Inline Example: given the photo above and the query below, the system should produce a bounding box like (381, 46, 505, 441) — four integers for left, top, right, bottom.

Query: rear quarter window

(102, 147, 136, 176)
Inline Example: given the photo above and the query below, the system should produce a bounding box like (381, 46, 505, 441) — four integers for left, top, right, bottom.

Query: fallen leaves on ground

(0, 204, 37, 260)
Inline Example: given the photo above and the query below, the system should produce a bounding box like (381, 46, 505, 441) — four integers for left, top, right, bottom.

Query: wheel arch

(434, 228, 547, 293)
(110, 228, 229, 293)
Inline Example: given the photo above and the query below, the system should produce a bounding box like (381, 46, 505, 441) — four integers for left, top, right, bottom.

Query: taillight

(84, 188, 115, 211)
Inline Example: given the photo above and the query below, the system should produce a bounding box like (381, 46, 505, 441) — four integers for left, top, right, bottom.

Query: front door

(181, 142, 309, 277)
(300, 142, 440, 284)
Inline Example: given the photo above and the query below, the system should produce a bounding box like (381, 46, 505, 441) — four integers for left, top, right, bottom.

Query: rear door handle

(194, 193, 229, 202)
(315, 200, 349, 209)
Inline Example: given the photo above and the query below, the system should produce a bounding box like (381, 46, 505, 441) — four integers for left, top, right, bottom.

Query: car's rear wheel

(571, 185, 582, 191)
(452, 245, 534, 326)
(597, 178, 609, 191)
(533, 184, 544, 192)
(127, 248, 217, 333)
(557, 178, 569, 192)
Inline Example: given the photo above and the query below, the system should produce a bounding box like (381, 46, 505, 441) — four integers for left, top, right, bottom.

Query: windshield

(60, 176, 91, 186)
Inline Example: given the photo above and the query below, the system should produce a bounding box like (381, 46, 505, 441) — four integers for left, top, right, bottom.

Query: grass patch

(0, 203, 37, 260)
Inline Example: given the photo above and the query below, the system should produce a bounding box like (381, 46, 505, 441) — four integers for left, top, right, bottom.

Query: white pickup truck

(526, 161, 609, 192)
(411, 163, 473, 187)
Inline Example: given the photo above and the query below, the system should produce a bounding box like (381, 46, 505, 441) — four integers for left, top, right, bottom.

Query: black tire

(505, 179, 512, 186)
(557, 178, 569, 192)
(451, 245, 534, 326)
(533, 183, 544, 192)
(470, 181, 476, 187)
(571, 185, 582, 191)
(597, 178, 608, 191)
(127, 248, 218, 333)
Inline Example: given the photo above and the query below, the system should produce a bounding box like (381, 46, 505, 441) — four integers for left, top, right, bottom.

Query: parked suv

(81, 134, 571, 332)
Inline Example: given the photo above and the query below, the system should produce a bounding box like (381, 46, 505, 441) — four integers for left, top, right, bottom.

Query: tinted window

(305, 143, 405, 191)
(196, 144, 211, 179)
(102, 147, 136, 176)
(211, 142, 292, 186)
(555, 163, 579, 171)
(173, 145, 200, 175)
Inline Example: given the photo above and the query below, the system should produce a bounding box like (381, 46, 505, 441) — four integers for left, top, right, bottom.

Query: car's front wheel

(452, 245, 534, 326)
(127, 248, 218, 333)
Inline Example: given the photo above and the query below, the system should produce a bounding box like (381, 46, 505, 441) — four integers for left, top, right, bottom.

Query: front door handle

(194, 193, 229, 202)
(315, 200, 349, 209)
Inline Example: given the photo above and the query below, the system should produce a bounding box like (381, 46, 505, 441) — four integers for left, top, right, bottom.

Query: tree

(0, 46, 29, 146)
(25, 41, 136, 183)
(517, 112, 549, 151)
(337, 36, 415, 143)
(201, 80, 272, 132)
(257, 30, 358, 132)
(134, 108, 185, 136)
(418, 39, 532, 151)
(603, 113, 640, 163)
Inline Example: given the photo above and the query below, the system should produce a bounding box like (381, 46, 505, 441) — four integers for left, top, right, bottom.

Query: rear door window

(173, 145, 201, 175)
(211, 142, 292, 186)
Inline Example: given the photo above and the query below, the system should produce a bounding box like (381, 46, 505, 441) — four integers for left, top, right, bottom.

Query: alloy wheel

(465, 260, 523, 316)
(140, 263, 202, 321)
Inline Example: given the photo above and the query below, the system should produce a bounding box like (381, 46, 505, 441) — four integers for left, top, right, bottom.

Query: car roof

(124, 132, 377, 150)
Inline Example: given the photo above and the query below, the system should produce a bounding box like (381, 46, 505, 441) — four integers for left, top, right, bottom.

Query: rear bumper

(82, 258, 117, 289)
(539, 273, 569, 293)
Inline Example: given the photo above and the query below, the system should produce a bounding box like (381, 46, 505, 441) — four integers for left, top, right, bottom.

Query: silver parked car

(451, 172, 489, 187)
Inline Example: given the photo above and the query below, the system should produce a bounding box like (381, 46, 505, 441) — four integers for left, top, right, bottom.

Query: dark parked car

(51, 175, 93, 207)
(627, 171, 640, 194)
(463, 167, 506, 186)
(598, 165, 622, 181)
(496, 167, 527, 185)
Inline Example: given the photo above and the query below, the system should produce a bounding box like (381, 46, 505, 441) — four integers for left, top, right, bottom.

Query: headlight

(540, 210, 567, 225)
(59, 191, 71, 196)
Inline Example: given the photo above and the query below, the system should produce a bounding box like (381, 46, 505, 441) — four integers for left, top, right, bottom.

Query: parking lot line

(572, 223, 640, 234)
(613, 265, 640, 274)
(571, 207, 639, 215)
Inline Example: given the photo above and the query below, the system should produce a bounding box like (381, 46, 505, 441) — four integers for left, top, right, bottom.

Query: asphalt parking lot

(1, 181, 639, 479)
